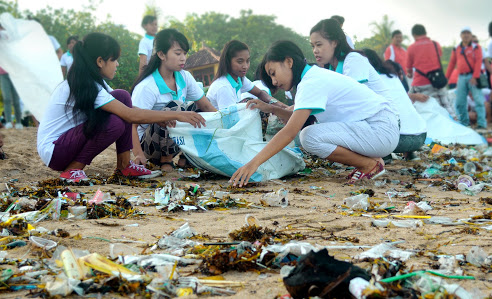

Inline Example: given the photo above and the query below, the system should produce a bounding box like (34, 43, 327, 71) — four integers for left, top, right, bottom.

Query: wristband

(269, 98, 278, 104)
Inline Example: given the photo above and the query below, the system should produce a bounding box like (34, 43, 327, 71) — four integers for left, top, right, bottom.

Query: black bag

(476, 73, 489, 89)
(461, 46, 489, 89)
(415, 41, 447, 89)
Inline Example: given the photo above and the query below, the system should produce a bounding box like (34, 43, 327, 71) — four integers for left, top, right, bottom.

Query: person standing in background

(138, 15, 158, 75)
(0, 66, 23, 129)
(60, 35, 78, 78)
(406, 24, 455, 118)
(385, 30, 409, 91)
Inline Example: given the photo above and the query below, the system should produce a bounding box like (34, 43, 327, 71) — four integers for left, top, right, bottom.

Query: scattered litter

(260, 188, 289, 208)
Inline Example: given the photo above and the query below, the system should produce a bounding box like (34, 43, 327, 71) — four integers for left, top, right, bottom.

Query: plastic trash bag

(0, 13, 63, 120)
(168, 104, 305, 182)
(413, 97, 486, 145)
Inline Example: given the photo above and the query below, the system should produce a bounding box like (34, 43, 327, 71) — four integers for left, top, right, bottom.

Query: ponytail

(66, 33, 120, 138)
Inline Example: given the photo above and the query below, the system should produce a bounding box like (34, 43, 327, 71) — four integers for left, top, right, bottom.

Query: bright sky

(18, 0, 492, 47)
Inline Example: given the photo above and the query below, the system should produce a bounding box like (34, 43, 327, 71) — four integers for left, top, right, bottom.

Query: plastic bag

(0, 13, 63, 121)
(168, 104, 305, 182)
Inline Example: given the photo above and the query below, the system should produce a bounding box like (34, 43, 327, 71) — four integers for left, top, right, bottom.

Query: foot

(348, 161, 385, 184)
(14, 123, 23, 130)
(177, 156, 191, 168)
(60, 169, 89, 183)
(160, 161, 175, 172)
(120, 161, 161, 179)
(4, 122, 13, 129)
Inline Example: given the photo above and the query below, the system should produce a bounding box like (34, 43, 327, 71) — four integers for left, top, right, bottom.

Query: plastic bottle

(463, 162, 477, 174)
(455, 175, 475, 190)
(466, 246, 487, 267)
(343, 194, 369, 211)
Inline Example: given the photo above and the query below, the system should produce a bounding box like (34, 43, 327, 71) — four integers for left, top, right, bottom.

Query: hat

(461, 26, 472, 33)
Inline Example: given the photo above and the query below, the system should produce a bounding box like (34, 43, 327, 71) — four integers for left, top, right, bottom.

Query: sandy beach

(0, 126, 491, 298)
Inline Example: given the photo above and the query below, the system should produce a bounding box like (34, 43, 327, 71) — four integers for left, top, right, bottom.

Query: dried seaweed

(198, 248, 261, 275)
(228, 225, 305, 244)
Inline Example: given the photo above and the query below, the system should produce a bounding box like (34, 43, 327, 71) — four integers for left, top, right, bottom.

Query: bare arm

(61, 66, 67, 79)
(250, 86, 289, 108)
(100, 99, 206, 127)
(485, 58, 492, 73)
(230, 109, 311, 187)
(131, 124, 147, 165)
(56, 48, 63, 60)
(195, 96, 217, 112)
(138, 54, 147, 75)
(246, 99, 293, 123)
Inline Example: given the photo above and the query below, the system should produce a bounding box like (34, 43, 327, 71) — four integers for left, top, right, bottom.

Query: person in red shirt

(385, 30, 409, 91)
(446, 27, 486, 129)
(406, 24, 455, 118)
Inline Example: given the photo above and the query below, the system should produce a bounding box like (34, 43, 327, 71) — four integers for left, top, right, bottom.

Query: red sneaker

(60, 169, 89, 183)
(120, 161, 161, 179)
(348, 161, 385, 184)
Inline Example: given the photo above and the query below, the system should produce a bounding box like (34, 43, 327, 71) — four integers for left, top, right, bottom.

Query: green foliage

(0, 1, 139, 90)
(354, 14, 394, 57)
(164, 9, 314, 80)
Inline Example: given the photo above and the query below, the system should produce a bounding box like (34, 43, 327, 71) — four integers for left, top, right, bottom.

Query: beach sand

(0, 127, 491, 298)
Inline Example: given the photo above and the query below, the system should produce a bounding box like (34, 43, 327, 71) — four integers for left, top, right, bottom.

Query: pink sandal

(348, 161, 385, 184)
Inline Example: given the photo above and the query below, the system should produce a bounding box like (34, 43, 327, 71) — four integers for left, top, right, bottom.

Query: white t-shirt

(294, 65, 392, 123)
(206, 74, 254, 110)
(37, 80, 115, 166)
(132, 69, 204, 139)
(486, 39, 492, 59)
(49, 35, 60, 51)
(346, 35, 355, 49)
(60, 51, 73, 71)
(332, 52, 397, 114)
(379, 74, 426, 135)
(241, 80, 271, 100)
(138, 34, 154, 63)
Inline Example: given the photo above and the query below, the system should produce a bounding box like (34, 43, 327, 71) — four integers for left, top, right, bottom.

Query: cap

(461, 26, 472, 33)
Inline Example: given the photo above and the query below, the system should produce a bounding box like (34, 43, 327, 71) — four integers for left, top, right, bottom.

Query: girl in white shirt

(363, 48, 427, 160)
(37, 33, 206, 182)
(310, 19, 394, 104)
(207, 40, 281, 110)
(131, 29, 216, 172)
(230, 41, 399, 186)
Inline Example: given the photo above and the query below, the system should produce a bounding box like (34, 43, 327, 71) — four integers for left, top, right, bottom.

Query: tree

(164, 9, 314, 80)
(355, 15, 394, 57)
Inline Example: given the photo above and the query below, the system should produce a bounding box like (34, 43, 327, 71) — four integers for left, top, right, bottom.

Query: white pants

(299, 109, 399, 159)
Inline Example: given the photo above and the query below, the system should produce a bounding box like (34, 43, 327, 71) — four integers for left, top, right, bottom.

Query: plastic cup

(456, 175, 475, 190)
(30, 236, 57, 250)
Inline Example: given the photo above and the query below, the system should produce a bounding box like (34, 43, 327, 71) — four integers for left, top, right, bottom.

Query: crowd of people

(0, 14, 491, 186)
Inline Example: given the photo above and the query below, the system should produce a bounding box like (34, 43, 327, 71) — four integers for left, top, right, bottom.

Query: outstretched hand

(177, 111, 206, 128)
(229, 162, 259, 187)
(246, 99, 273, 113)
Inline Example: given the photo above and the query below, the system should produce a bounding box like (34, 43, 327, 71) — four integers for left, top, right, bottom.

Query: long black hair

(66, 32, 120, 138)
(310, 19, 353, 68)
(259, 40, 307, 94)
(214, 40, 249, 81)
(361, 48, 397, 78)
(131, 28, 189, 92)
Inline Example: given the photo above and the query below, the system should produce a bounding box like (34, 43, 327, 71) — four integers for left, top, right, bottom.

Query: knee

(299, 127, 318, 154)
(110, 89, 132, 108)
(106, 114, 127, 136)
